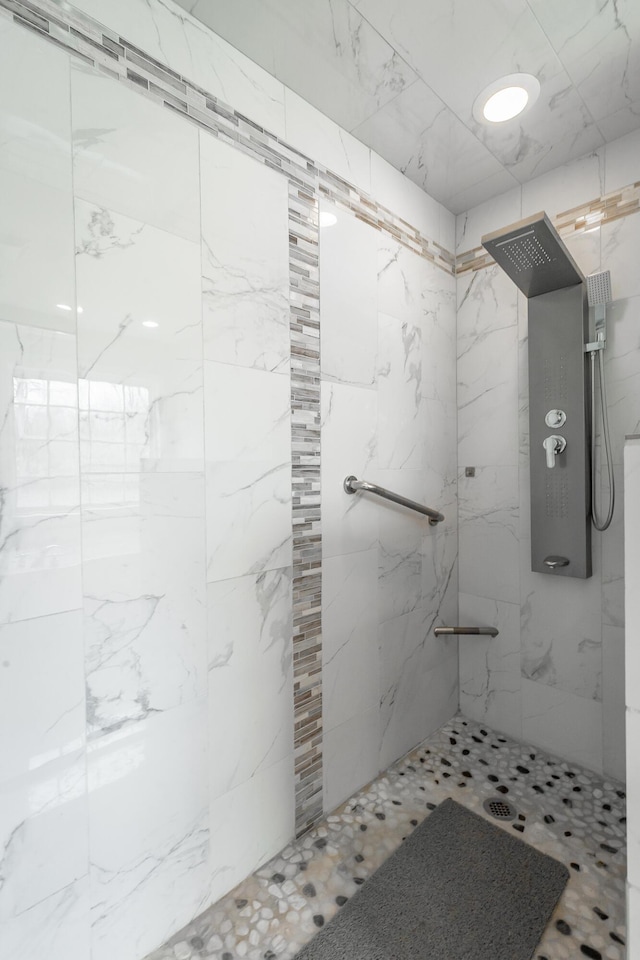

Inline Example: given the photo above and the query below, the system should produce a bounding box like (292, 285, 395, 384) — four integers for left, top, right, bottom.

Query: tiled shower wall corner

(0, 2, 458, 959)
(455, 139, 640, 781)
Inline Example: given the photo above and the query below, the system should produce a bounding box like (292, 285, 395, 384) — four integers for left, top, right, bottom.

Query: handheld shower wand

(585, 270, 615, 531)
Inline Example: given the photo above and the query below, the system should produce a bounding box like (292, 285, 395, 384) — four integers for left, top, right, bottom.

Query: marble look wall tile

(0, 17, 71, 191)
(628, 708, 640, 889)
(377, 312, 427, 471)
(75, 200, 203, 473)
(209, 753, 295, 906)
(88, 702, 209, 960)
(207, 568, 293, 799)
(522, 677, 604, 775)
(520, 539, 603, 701)
(605, 128, 640, 193)
(0, 878, 89, 960)
(205, 362, 291, 581)
(379, 609, 457, 770)
(319, 201, 378, 388)
(457, 321, 519, 469)
(377, 469, 431, 623)
(601, 213, 640, 303)
(521, 149, 605, 220)
(200, 131, 289, 374)
(321, 381, 378, 560)
(459, 593, 522, 742)
(420, 264, 456, 405)
(602, 624, 626, 783)
(323, 709, 380, 814)
(377, 239, 429, 324)
(82, 473, 207, 739)
(71, 0, 287, 139)
(0, 170, 76, 334)
(421, 495, 458, 631)
(458, 465, 519, 605)
(369, 152, 443, 249)
(603, 294, 640, 464)
(455, 185, 522, 254)
(285, 91, 371, 193)
(624, 441, 640, 715)
(601, 465, 625, 627)
(0, 751, 87, 921)
(0, 321, 81, 623)
(71, 64, 200, 242)
(0, 611, 84, 784)
(322, 549, 379, 732)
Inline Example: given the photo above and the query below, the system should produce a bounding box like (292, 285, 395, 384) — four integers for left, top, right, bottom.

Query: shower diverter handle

(543, 434, 566, 468)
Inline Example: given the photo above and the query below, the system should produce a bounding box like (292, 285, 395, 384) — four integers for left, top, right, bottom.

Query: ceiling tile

(192, 0, 418, 131)
(351, 79, 508, 206)
(527, 0, 640, 122)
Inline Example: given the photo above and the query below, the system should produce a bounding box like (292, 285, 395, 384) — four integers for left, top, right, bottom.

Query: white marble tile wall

(0, 13, 298, 958)
(320, 200, 458, 812)
(624, 438, 640, 960)
(457, 135, 640, 782)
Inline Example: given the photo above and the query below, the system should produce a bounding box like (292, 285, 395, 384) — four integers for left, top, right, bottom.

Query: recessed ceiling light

(142, 320, 159, 328)
(319, 211, 337, 228)
(473, 73, 540, 124)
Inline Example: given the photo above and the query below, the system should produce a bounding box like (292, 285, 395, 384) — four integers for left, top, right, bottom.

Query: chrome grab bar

(434, 626, 499, 637)
(343, 475, 444, 525)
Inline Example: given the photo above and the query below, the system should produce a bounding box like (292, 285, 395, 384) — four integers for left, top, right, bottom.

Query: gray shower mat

(293, 797, 569, 960)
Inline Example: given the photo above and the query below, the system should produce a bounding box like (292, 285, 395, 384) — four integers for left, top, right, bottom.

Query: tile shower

(0, 1, 638, 960)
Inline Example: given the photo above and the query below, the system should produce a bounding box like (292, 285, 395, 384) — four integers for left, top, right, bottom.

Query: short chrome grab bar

(434, 626, 499, 637)
(343, 475, 444, 525)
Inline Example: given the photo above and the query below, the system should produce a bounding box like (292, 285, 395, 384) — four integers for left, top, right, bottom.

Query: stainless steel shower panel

(482, 212, 585, 297)
(528, 284, 592, 578)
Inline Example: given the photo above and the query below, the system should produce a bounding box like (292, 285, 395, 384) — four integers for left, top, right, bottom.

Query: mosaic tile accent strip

(456, 181, 640, 274)
(145, 714, 627, 960)
(287, 179, 323, 837)
(0, 0, 453, 276)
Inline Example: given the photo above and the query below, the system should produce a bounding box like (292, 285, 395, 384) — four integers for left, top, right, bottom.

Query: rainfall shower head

(482, 212, 585, 299)
(586, 270, 612, 307)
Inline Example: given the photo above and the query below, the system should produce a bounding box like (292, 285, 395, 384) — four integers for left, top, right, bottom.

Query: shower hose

(590, 348, 615, 531)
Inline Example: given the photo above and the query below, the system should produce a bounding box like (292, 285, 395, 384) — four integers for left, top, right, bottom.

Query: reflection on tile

(0, 611, 84, 783)
(200, 132, 289, 374)
(83, 473, 207, 739)
(75, 200, 204, 473)
(208, 568, 293, 799)
(0, 751, 87, 921)
(604, 294, 640, 464)
(0, 321, 81, 623)
(87, 703, 209, 960)
(71, 64, 200, 241)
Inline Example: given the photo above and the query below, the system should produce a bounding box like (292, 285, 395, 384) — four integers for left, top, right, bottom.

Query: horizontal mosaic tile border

(0, 0, 454, 277)
(456, 181, 640, 274)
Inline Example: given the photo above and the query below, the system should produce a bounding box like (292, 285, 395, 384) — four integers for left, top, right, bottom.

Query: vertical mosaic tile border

(456, 181, 640, 274)
(287, 179, 323, 836)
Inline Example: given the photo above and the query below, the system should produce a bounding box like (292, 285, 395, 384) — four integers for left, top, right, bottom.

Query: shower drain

(483, 797, 517, 821)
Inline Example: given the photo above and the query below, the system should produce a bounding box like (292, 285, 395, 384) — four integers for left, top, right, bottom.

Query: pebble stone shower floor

(147, 716, 627, 960)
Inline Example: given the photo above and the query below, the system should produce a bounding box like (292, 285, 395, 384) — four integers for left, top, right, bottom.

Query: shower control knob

(543, 435, 567, 469)
(545, 409, 566, 428)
